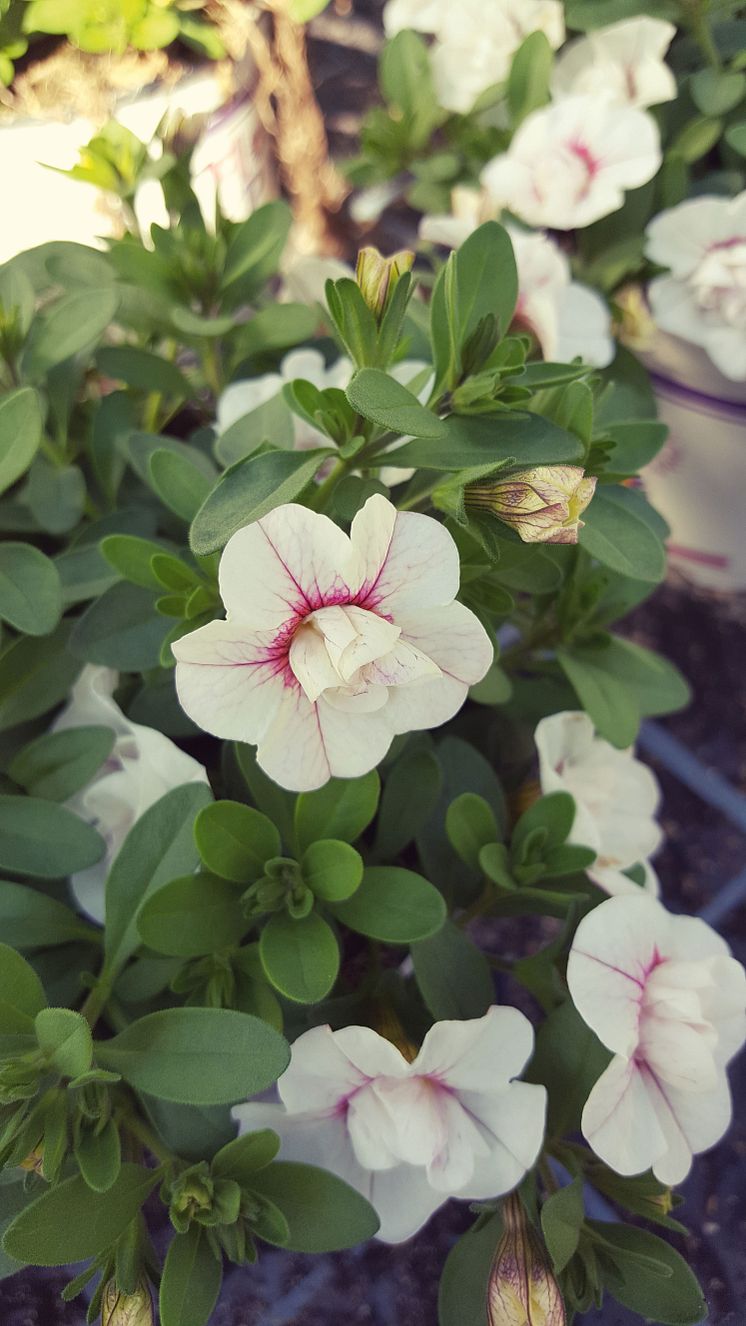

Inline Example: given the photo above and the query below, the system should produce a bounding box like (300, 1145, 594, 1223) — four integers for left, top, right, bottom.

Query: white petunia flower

(646, 193, 746, 381)
(568, 894, 746, 1183)
(481, 95, 661, 230)
(383, 0, 449, 36)
(173, 496, 493, 792)
(552, 17, 677, 109)
(430, 1, 565, 114)
(53, 666, 210, 924)
(421, 195, 614, 366)
(535, 711, 662, 897)
(232, 1007, 547, 1242)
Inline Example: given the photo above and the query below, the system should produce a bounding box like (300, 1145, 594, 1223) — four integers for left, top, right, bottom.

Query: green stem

(80, 969, 113, 1032)
(687, 0, 721, 68)
(121, 1112, 174, 1168)
(202, 340, 223, 397)
(307, 457, 351, 512)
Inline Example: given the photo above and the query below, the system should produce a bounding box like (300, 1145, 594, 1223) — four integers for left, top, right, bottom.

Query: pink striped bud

(467, 466, 596, 544)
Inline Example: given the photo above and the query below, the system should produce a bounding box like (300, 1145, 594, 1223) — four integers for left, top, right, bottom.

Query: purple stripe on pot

(649, 371, 746, 422)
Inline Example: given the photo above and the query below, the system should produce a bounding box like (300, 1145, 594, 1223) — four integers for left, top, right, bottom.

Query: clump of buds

(356, 246, 414, 323)
(466, 466, 596, 544)
(487, 1193, 566, 1326)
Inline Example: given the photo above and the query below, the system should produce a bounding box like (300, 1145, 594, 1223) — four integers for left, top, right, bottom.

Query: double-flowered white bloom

(421, 195, 613, 367)
(233, 1008, 547, 1242)
(54, 666, 209, 923)
(173, 496, 493, 792)
(552, 17, 677, 109)
(568, 895, 746, 1183)
(383, 0, 564, 114)
(481, 95, 661, 230)
(646, 192, 746, 382)
(535, 711, 662, 897)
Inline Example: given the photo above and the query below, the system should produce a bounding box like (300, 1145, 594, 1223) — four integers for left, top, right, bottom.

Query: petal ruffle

(352, 496, 461, 618)
(173, 619, 286, 744)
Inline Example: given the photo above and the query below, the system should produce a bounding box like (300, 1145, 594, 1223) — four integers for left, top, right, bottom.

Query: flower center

(691, 239, 746, 329)
(288, 604, 401, 705)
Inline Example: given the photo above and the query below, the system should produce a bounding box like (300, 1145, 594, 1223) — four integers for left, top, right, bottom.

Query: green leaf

(386, 410, 584, 471)
(25, 458, 86, 535)
(9, 725, 114, 802)
(0, 942, 46, 1016)
(512, 792, 576, 857)
(591, 1221, 707, 1324)
(247, 1161, 379, 1250)
(160, 1226, 222, 1326)
(541, 1177, 584, 1274)
(189, 448, 334, 556)
(508, 31, 552, 124)
(671, 115, 722, 164)
(329, 866, 446, 943)
(234, 742, 295, 848)
(215, 391, 295, 467)
(105, 782, 213, 977)
(455, 222, 518, 355)
(95, 346, 190, 398)
(100, 534, 171, 590)
(194, 800, 281, 884)
(149, 450, 213, 523)
(0, 543, 60, 635)
(74, 1117, 121, 1193)
(35, 1007, 92, 1077)
(0, 880, 94, 947)
(70, 581, 171, 671)
(0, 796, 104, 878)
(295, 771, 380, 853)
(138, 873, 246, 957)
(260, 910, 340, 1003)
(0, 387, 43, 496)
(373, 747, 442, 858)
(725, 120, 746, 155)
(411, 921, 493, 1021)
(580, 485, 666, 583)
(97, 1008, 289, 1105)
(526, 999, 611, 1138)
(21, 287, 120, 379)
(438, 1213, 502, 1326)
(2, 1163, 160, 1266)
(445, 793, 500, 870)
(558, 637, 691, 747)
(221, 201, 293, 297)
(346, 368, 445, 437)
(301, 839, 363, 901)
(691, 68, 745, 116)
(212, 1129, 280, 1183)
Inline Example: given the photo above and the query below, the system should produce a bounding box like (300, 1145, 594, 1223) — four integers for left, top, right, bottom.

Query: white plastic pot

(641, 333, 746, 592)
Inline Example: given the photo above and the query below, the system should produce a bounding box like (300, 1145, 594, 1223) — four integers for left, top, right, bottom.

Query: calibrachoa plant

(0, 181, 742, 1326)
(352, 0, 746, 381)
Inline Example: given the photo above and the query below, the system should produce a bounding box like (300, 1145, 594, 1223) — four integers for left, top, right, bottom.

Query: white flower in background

(218, 353, 432, 485)
(173, 495, 493, 793)
(421, 194, 614, 366)
(481, 95, 661, 229)
(552, 17, 677, 109)
(568, 894, 746, 1183)
(535, 711, 662, 896)
(383, 0, 448, 36)
(233, 1007, 547, 1242)
(430, 2, 565, 114)
(280, 251, 354, 306)
(645, 193, 746, 381)
(217, 349, 352, 448)
(53, 666, 209, 924)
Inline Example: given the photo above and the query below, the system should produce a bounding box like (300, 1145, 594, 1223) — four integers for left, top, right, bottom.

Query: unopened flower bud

(102, 1279, 154, 1326)
(19, 1142, 44, 1174)
(615, 283, 657, 352)
(355, 246, 414, 323)
(466, 466, 596, 545)
(488, 1193, 566, 1326)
